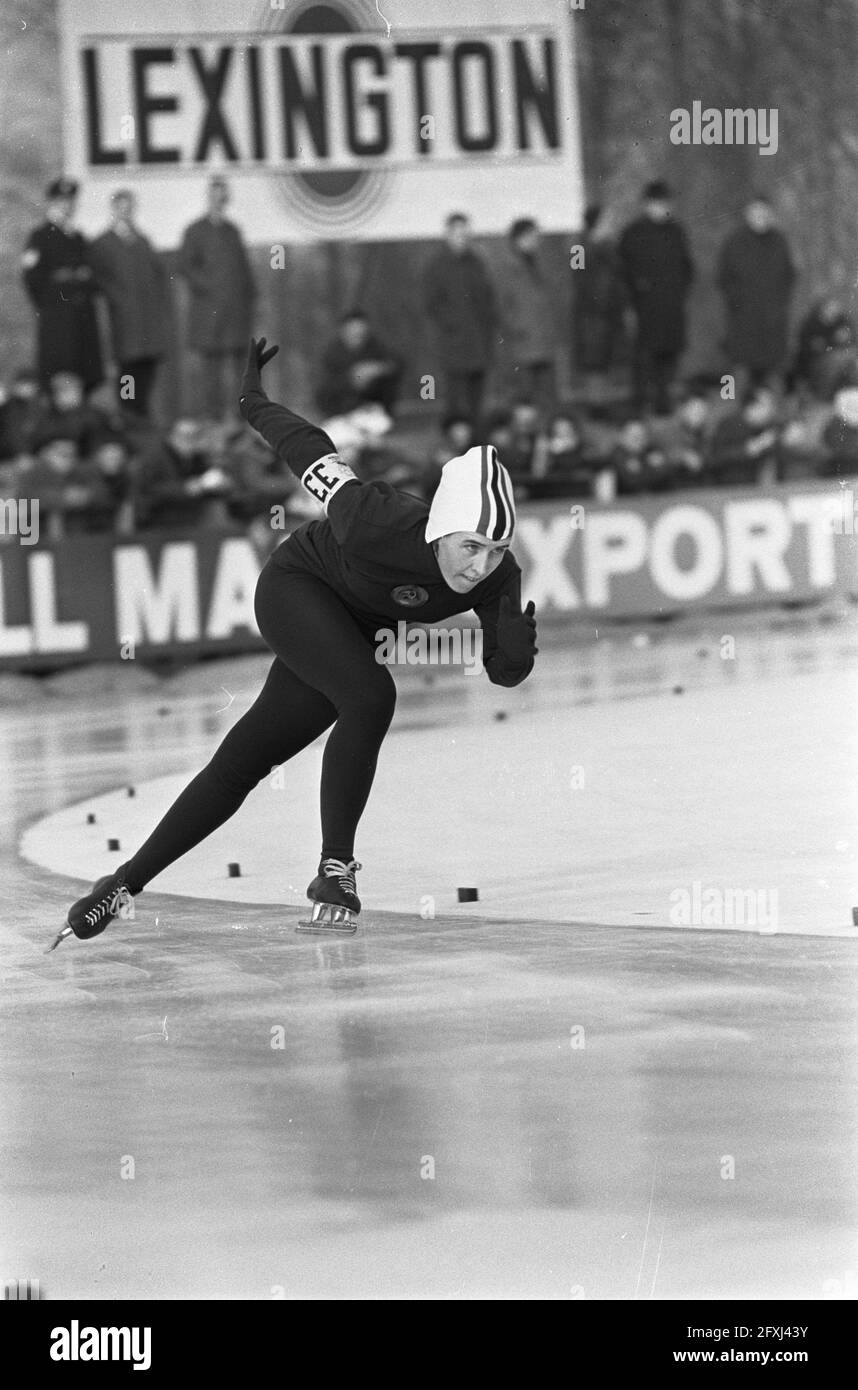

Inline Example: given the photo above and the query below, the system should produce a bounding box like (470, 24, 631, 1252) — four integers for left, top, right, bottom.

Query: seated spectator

(24, 436, 112, 537)
(85, 431, 136, 532)
(485, 409, 513, 459)
(0, 369, 43, 460)
(708, 387, 780, 486)
(611, 418, 674, 494)
(791, 296, 857, 400)
(31, 371, 111, 457)
(776, 397, 833, 481)
(655, 387, 719, 488)
(820, 387, 858, 478)
(504, 399, 542, 484)
(315, 309, 403, 417)
(434, 414, 474, 466)
(529, 410, 600, 498)
(134, 418, 233, 529)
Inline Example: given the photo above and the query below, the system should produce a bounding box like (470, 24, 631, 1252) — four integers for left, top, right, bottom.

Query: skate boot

(47, 864, 135, 952)
(297, 858, 362, 935)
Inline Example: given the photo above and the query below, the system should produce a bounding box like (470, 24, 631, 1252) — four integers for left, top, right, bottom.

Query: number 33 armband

(301, 454, 358, 510)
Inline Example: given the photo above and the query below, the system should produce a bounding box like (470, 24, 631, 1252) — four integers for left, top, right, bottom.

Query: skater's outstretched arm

(239, 337, 359, 510)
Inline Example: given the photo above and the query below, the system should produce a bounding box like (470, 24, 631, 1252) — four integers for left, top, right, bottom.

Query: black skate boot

(297, 858, 362, 935)
(47, 864, 135, 952)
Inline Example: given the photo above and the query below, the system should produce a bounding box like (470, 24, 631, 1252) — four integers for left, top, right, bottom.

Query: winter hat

(425, 444, 515, 544)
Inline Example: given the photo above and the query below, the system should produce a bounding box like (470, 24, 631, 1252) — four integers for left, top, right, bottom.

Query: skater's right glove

(240, 336, 279, 416)
(496, 595, 538, 665)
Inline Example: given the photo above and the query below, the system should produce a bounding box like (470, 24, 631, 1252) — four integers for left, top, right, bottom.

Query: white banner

(58, 0, 584, 246)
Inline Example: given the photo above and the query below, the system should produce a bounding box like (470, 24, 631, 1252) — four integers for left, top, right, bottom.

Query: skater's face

(434, 531, 510, 592)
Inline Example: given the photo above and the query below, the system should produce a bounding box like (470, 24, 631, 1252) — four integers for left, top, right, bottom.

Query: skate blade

(45, 925, 74, 954)
(296, 903, 358, 936)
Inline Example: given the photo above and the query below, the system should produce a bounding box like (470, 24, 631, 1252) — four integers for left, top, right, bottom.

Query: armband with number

(300, 454, 358, 510)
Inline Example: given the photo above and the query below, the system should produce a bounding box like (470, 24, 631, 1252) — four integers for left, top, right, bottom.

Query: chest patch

(391, 584, 429, 607)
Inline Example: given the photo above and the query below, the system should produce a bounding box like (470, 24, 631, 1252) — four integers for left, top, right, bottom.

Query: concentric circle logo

(261, 0, 391, 235)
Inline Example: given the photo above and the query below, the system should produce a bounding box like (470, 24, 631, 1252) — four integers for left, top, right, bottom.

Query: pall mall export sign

(0, 483, 855, 671)
(58, 0, 583, 245)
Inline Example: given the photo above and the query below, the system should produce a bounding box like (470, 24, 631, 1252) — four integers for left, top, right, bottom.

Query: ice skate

(297, 858, 362, 935)
(47, 864, 135, 952)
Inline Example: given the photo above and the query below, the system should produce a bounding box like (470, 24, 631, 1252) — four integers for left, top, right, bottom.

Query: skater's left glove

(496, 595, 538, 664)
(240, 337, 279, 415)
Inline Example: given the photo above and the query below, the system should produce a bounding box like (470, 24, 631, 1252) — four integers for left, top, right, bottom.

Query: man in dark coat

(423, 213, 498, 425)
(90, 190, 172, 418)
(618, 180, 695, 415)
(717, 196, 796, 390)
(571, 203, 626, 387)
(21, 177, 104, 393)
(498, 217, 559, 413)
(315, 309, 402, 417)
(177, 177, 257, 419)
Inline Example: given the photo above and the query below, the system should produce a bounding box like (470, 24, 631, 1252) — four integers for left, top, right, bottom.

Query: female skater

(51, 338, 537, 947)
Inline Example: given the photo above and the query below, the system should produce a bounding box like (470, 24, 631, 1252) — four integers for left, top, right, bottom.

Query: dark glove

(496, 595, 538, 664)
(239, 337, 279, 414)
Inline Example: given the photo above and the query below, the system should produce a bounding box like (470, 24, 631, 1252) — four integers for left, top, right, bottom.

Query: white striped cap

(425, 445, 516, 545)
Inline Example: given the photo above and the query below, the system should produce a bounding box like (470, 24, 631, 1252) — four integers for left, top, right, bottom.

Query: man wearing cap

(59, 336, 537, 948)
(618, 180, 695, 415)
(21, 178, 104, 393)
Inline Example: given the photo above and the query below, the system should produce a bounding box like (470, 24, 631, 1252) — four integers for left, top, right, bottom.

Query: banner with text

(58, 0, 583, 246)
(1, 480, 855, 671)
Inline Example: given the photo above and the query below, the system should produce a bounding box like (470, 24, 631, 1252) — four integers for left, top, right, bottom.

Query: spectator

(433, 415, 474, 467)
(776, 398, 832, 481)
(31, 371, 111, 458)
(654, 384, 720, 488)
(571, 204, 627, 400)
(21, 177, 104, 394)
(530, 411, 599, 498)
(716, 196, 796, 392)
(0, 370, 43, 460)
(709, 386, 780, 486)
(316, 309, 402, 417)
(134, 418, 232, 529)
(90, 190, 172, 419)
(504, 399, 542, 484)
(820, 387, 858, 478)
(611, 418, 674, 494)
(791, 296, 857, 400)
(24, 436, 111, 537)
(178, 176, 257, 420)
(485, 409, 514, 461)
(86, 432, 136, 532)
(423, 212, 498, 425)
(499, 217, 558, 413)
(618, 180, 694, 416)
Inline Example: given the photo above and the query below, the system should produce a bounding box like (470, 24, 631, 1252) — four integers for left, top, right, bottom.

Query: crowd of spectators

(3, 173, 858, 541)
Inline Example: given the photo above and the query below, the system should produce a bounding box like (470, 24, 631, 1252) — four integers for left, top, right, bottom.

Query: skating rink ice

(2, 608, 857, 1299)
